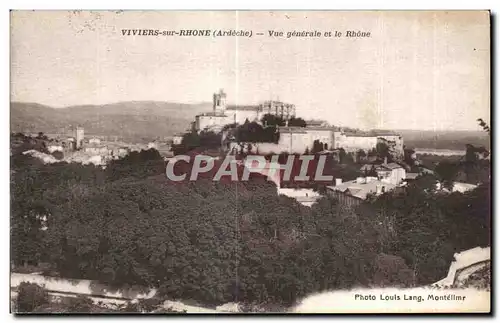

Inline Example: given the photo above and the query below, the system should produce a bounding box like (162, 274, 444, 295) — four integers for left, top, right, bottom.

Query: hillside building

(327, 161, 406, 207)
(88, 138, 101, 145)
(278, 127, 334, 153)
(260, 100, 296, 120)
(83, 144, 110, 155)
(47, 144, 63, 153)
(147, 141, 158, 149)
(172, 134, 183, 145)
(194, 89, 297, 132)
(75, 126, 84, 149)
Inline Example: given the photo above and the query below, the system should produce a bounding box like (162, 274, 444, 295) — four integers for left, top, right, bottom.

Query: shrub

(119, 299, 162, 313)
(66, 295, 94, 313)
(16, 282, 49, 313)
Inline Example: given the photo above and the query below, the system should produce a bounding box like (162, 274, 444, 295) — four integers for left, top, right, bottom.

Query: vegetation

(234, 121, 279, 143)
(14, 282, 184, 313)
(10, 130, 491, 310)
(11, 101, 209, 142)
(260, 114, 306, 128)
(171, 130, 222, 156)
(362, 177, 490, 285)
(398, 129, 490, 151)
(477, 118, 490, 135)
(16, 282, 49, 313)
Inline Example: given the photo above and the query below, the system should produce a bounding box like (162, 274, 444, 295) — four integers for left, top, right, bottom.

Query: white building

(84, 144, 110, 155)
(278, 127, 334, 153)
(75, 126, 84, 149)
(88, 138, 101, 145)
(172, 134, 183, 145)
(147, 141, 158, 149)
(194, 89, 297, 132)
(332, 132, 404, 154)
(327, 177, 397, 207)
(47, 145, 63, 153)
(327, 161, 406, 207)
(278, 188, 322, 207)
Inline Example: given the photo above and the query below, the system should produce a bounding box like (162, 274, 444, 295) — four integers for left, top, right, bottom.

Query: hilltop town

(10, 89, 491, 313)
(11, 89, 490, 210)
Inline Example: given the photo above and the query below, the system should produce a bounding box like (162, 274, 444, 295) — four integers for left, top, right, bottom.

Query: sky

(10, 10, 490, 131)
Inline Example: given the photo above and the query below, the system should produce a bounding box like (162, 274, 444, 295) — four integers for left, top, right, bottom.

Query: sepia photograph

(9, 10, 491, 314)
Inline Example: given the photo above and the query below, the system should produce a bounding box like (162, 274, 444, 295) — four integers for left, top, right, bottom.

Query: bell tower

(75, 126, 84, 149)
(213, 89, 227, 114)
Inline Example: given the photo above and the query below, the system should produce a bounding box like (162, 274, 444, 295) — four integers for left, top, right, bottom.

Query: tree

(261, 114, 285, 127)
(66, 296, 94, 313)
(356, 149, 367, 162)
(120, 299, 162, 313)
(477, 118, 490, 135)
(311, 140, 324, 154)
(52, 151, 64, 160)
(16, 282, 49, 313)
(235, 122, 278, 143)
(287, 117, 307, 127)
(10, 128, 490, 308)
(403, 147, 416, 166)
(435, 161, 459, 190)
(371, 254, 416, 288)
(376, 142, 390, 161)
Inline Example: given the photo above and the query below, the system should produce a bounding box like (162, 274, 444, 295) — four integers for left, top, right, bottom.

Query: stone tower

(75, 126, 84, 149)
(213, 89, 227, 114)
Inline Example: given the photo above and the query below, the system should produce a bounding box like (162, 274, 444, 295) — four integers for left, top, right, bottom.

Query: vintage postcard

(10, 10, 491, 314)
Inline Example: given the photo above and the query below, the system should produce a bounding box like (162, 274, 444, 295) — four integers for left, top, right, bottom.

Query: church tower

(75, 126, 84, 149)
(213, 89, 227, 115)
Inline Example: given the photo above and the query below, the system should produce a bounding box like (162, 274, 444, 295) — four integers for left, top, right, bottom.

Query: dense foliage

(11, 135, 491, 308)
(234, 121, 280, 143)
(16, 282, 49, 312)
(260, 114, 307, 128)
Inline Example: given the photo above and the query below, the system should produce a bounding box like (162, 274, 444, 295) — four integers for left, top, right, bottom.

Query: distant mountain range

(10, 101, 212, 142)
(11, 101, 490, 149)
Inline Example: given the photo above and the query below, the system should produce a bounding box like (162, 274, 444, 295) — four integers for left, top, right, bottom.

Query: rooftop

(226, 105, 261, 111)
(196, 112, 228, 117)
(327, 178, 396, 200)
(381, 162, 404, 170)
(406, 172, 419, 180)
(278, 126, 335, 133)
(260, 100, 295, 106)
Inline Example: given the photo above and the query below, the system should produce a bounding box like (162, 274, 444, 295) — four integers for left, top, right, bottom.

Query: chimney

(383, 156, 388, 165)
(335, 178, 343, 186)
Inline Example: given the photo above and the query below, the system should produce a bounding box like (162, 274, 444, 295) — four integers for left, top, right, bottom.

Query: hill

(10, 101, 212, 142)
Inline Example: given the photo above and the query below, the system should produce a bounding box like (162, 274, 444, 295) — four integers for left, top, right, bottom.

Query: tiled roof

(383, 162, 403, 170)
(327, 179, 396, 200)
